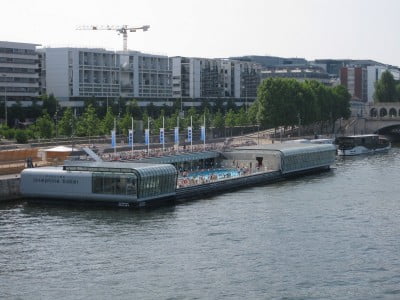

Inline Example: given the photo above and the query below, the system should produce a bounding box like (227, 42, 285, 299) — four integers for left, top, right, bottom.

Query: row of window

(0, 87, 38, 93)
(0, 77, 38, 83)
(0, 57, 37, 64)
(0, 67, 36, 74)
(0, 48, 36, 55)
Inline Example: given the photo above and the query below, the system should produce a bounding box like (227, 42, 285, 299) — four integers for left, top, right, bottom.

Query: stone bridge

(348, 102, 400, 136)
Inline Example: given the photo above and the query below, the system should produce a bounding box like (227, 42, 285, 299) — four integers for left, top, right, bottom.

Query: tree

(396, 83, 400, 101)
(126, 99, 142, 119)
(41, 94, 59, 116)
(101, 107, 115, 134)
(236, 107, 249, 126)
(15, 129, 28, 144)
(75, 104, 100, 137)
(35, 112, 54, 138)
(58, 107, 76, 137)
(374, 70, 398, 102)
(119, 110, 133, 136)
(212, 110, 225, 131)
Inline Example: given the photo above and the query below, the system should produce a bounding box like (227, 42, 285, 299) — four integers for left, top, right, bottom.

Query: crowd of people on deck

(100, 142, 229, 162)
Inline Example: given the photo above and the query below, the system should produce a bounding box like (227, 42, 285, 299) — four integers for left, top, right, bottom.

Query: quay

(0, 174, 21, 202)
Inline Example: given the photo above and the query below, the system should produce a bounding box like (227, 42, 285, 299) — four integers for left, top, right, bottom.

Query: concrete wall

(0, 177, 21, 202)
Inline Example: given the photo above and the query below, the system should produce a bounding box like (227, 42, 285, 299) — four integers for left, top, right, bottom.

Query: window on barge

(92, 172, 137, 197)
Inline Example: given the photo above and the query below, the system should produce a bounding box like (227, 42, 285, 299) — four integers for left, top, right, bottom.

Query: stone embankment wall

(0, 177, 21, 202)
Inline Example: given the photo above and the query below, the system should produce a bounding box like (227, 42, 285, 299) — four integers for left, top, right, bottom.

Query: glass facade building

(63, 162, 177, 201)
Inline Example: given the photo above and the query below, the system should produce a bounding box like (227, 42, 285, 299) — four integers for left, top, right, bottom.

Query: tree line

(1, 78, 353, 143)
(253, 78, 351, 133)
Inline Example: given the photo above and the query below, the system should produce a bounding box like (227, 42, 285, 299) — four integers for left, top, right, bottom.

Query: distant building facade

(0, 41, 40, 106)
(340, 65, 400, 103)
(261, 65, 333, 86)
(171, 57, 260, 105)
(119, 51, 172, 102)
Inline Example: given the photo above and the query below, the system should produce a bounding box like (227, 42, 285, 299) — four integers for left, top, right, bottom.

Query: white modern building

(0, 41, 40, 106)
(40, 47, 120, 102)
(119, 51, 172, 102)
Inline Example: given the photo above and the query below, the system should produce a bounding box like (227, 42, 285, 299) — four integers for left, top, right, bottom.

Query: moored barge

(20, 143, 336, 208)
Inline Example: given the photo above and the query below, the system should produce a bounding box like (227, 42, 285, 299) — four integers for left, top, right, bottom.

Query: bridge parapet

(365, 102, 400, 119)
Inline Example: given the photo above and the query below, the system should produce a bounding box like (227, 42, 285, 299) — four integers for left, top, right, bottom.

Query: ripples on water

(1, 149, 400, 299)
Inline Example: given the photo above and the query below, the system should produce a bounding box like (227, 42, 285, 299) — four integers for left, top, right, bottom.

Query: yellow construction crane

(76, 25, 150, 51)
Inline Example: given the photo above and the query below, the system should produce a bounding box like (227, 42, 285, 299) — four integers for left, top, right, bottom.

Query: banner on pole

(174, 127, 179, 144)
(200, 126, 205, 141)
(111, 130, 116, 148)
(128, 129, 133, 146)
(159, 128, 164, 144)
(145, 129, 149, 145)
(187, 127, 192, 142)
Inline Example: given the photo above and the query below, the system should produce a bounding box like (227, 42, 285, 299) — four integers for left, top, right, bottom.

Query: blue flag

(128, 129, 133, 146)
(174, 127, 179, 144)
(145, 129, 149, 145)
(111, 130, 116, 148)
(160, 128, 164, 144)
(200, 126, 205, 141)
(187, 127, 192, 142)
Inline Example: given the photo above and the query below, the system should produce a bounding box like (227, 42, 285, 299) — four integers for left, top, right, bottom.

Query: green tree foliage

(255, 78, 351, 131)
(58, 107, 76, 137)
(396, 83, 400, 101)
(126, 99, 142, 119)
(235, 107, 249, 126)
(75, 104, 100, 137)
(41, 94, 59, 116)
(374, 70, 398, 102)
(212, 110, 225, 131)
(101, 107, 115, 135)
(15, 129, 28, 144)
(35, 112, 54, 138)
(119, 110, 133, 135)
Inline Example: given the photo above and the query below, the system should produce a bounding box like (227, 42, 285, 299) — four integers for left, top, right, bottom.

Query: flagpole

(162, 116, 165, 152)
(203, 114, 206, 151)
(147, 117, 150, 155)
(190, 115, 193, 152)
(113, 117, 116, 155)
(176, 115, 179, 153)
(131, 117, 134, 155)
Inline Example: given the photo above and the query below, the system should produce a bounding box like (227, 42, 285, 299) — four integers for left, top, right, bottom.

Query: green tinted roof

(229, 143, 336, 156)
(132, 151, 221, 164)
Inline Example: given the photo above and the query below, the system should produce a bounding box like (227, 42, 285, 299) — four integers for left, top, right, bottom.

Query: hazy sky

(2, 0, 399, 66)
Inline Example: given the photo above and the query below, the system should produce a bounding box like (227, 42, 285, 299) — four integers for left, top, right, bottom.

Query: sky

(1, 0, 400, 66)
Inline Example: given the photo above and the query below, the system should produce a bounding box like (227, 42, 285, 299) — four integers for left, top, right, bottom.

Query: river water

(1, 148, 400, 299)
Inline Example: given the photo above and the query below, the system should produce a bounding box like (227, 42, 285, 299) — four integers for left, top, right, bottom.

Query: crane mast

(76, 25, 150, 51)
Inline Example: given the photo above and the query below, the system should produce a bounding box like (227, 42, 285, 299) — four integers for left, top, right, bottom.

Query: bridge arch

(380, 108, 387, 118)
(389, 108, 397, 117)
(370, 108, 378, 117)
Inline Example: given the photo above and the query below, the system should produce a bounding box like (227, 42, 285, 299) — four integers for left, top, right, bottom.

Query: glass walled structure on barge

(221, 143, 336, 174)
(20, 162, 178, 203)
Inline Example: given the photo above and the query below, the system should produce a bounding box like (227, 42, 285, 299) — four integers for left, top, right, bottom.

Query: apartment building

(340, 65, 400, 103)
(0, 41, 40, 106)
(171, 57, 260, 104)
(40, 47, 120, 101)
(120, 51, 172, 101)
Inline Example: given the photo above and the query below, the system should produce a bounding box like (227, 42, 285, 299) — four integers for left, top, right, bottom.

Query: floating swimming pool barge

(20, 143, 336, 208)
